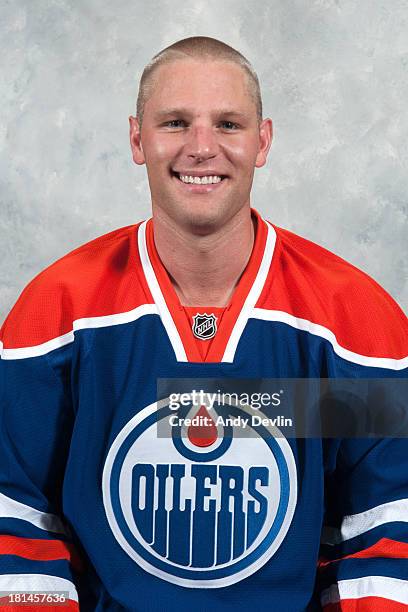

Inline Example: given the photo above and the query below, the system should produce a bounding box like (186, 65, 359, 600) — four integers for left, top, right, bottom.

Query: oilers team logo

(192, 313, 217, 339)
(102, 396, 297, 588)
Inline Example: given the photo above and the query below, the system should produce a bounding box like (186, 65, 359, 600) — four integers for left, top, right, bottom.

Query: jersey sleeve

(317, 324, 408, 612)
(318, 432, 408, 611)
(0, 298, 81, 608)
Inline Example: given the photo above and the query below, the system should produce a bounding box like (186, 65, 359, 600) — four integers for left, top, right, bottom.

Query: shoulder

(0, 223, 152, 350)
(257, 223, 407, 361)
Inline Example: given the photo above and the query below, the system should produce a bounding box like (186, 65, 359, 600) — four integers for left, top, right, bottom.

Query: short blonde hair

(136, 36, 263, 126)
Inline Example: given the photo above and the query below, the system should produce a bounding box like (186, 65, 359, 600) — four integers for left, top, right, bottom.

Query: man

(0, 36, 407, 611)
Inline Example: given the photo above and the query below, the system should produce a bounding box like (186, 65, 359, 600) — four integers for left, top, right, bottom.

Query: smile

(171, 171, 228, 191)
(178, 174, 223, 184)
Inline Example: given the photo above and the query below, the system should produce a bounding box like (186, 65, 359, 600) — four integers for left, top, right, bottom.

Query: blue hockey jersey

(0, 209, 407, 611)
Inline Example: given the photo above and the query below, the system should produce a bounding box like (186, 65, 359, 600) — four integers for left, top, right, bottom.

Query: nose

(185, 125, 219, 162)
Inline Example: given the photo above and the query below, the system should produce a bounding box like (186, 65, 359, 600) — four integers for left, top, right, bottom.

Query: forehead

(145, 58, 256, 115)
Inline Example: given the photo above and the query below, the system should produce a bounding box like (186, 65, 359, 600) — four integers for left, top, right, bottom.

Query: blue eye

(165, 120, 185, 128)
(220, 121, 239, 130)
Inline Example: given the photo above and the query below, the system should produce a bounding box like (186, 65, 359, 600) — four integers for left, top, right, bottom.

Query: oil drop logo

(102, 396, 297, 588)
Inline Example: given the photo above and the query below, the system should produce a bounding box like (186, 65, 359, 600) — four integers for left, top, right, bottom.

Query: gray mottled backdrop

(1, 0, 407, 322)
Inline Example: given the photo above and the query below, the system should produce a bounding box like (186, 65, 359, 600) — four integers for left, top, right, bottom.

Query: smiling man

(0, 37, 407, 611)
(129, 46, 272, 311)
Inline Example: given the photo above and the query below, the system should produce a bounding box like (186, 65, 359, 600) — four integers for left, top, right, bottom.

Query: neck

(152, 206, 255, 307)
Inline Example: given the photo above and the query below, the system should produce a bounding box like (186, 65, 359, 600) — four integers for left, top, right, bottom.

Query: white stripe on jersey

(0, 574, 78, 601)
(0, 303, 159, 360)
(0, 492, 66, 534)
(251, 308, 408, 370)
(222, 220, 276, 363)
(138, 220, 188, 362)
(321, 576, 408, 606)
(322, 498, 408, 544)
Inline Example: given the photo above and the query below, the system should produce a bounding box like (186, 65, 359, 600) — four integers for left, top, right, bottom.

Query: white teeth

(178, 174, 223, 185)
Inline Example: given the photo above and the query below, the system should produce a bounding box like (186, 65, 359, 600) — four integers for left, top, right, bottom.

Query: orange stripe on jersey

(0, 600, 79, 612)
(257, 225, 408, 360)
(319, 538, 408, 568)
(0, 223, 153, 349)
(0, 535, 83, 571)
(323, 597, 408, 611)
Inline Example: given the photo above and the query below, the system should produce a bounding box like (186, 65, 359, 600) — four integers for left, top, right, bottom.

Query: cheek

(154, 141, 177, 160)
(142, 134, 181, 165)
(224, 136, 260, 167)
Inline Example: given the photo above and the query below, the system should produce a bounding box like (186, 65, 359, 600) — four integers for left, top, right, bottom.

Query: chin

(181, 203, 232, 235)
(153, 187, 247, 235)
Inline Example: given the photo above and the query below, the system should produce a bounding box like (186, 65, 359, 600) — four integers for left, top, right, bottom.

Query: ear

(255, 118, 273, 168)
(129, 115, 145, 165)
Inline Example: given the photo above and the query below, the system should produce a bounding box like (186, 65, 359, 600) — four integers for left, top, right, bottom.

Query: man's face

(129, 59, 272, 232)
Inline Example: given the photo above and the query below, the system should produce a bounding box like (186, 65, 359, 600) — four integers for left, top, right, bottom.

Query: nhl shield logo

(102, 396, 297, 588)
(192, 313, 217, 340)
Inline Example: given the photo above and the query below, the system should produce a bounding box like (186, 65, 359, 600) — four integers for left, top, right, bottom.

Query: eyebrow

(154, 108, 249, 120)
